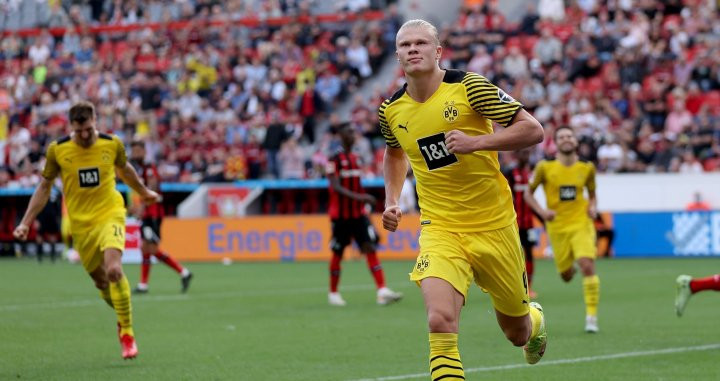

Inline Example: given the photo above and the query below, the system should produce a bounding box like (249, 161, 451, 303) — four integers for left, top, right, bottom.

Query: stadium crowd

(1, 0, 720, 192)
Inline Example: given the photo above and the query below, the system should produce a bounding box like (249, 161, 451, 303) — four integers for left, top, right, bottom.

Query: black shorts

(37, 213, 60, 236)
(330, 216, 379, 253)
(141, 218, 162, 243)
(519, 228, 536, 249)
(37, 206, 61, 236)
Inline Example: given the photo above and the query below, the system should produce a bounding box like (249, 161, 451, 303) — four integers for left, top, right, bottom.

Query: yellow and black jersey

(42, 133, 127, 233)
(379, 69, 523, 232)
(528, 159, 596, 232)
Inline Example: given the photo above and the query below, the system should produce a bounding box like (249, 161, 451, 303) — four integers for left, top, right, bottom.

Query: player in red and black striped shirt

(504, 148, 538, 298)
(130, 141, 192, 294)
(325, 123, 402, 306)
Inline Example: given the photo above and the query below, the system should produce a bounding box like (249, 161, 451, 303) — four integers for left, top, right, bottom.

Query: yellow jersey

(528, 159, 596, 232)
(380, 70, 523, 232)
(42, 133, 127, 233)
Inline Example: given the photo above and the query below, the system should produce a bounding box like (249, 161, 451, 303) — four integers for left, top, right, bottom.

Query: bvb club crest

(443, 100, 459, 123)
(415, 254, 430, 273)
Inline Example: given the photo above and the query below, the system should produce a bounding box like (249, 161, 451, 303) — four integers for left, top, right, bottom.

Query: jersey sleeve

(586, 163, 597, 192)
(379, 99, 400, 148)
(114, 136, 127, 167)
(528, 161, 545, 192)
(41, 141, 60, 180)
(461, 72, 523, 127)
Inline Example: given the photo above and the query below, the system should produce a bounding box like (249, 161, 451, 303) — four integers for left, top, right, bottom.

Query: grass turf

(1, 257, 719, 380)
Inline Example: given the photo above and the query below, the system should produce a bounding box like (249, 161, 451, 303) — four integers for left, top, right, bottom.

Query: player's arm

(14, 177, 54, 240)
(382, 146, 408, 232)
(378, 99, 407, 231)
(328, 174, 375, 204)
(446, 73, 543, 153)
(524, 162, 555, 221)
(116, 162, 160, 204)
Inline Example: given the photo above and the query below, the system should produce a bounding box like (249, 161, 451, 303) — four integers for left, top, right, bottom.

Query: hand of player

(542, 209, 556, 222)
(588, 205, 598, 219)
(382, 206, 402, 232)
(360, 194, 377, 205)
(141, 189, 162, 204)
(13, 223, 29, 241)
(445, 130, 479, 154)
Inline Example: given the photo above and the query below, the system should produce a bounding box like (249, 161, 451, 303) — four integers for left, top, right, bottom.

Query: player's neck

(71, 131, 98, 148)
(405, 68, 444, 103)
(556, 152, 578, 166)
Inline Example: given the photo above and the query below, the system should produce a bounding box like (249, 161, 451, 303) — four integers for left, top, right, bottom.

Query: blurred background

(1, 0, 720, 261)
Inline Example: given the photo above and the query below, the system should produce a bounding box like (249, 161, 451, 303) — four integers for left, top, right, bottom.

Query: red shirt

(135, 162, 164, 219)
(504, 166, 534, 229)
(326, 150, 366, 220)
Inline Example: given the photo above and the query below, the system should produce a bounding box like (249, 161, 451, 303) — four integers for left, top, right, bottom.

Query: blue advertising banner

(613, 211, 720, 257)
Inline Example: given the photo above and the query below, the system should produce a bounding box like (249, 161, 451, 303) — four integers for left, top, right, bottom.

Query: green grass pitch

(1, 257, 719, 380)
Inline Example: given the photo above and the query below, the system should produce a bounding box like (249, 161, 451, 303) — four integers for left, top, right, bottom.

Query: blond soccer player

(381, 19, 547, 380)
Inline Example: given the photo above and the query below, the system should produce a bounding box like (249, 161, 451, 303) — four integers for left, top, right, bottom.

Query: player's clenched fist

(445, 129, 478, 154)
(13, 223, 29, 241)
(382, 206, 402, 232)
(141, 190, 162, 204)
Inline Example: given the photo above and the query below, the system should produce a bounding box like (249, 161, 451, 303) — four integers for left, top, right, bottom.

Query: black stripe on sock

(431, 364, 464, 374)
(430, 355, 462, 364)
(433, 375, 465, 381)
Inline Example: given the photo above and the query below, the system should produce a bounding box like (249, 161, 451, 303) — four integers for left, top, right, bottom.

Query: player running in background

(525, 126, 601, 333)
(14, 101, 160, 359)
(381, 19, 547, 380)
(503, 148, 538, 298)
(129, 140, 192, 294)
(675, 274, 720, 316)
(326, 122, 403, 307)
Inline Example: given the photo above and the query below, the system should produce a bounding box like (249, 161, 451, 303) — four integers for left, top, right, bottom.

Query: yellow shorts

(409, 223, 530, 317)
(73, 215, 126, 273)
(547, 221, 596, 273)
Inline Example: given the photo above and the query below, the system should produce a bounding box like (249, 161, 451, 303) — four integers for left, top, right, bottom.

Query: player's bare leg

(422, 277, 465, 380)
(578, 257, 600, 333)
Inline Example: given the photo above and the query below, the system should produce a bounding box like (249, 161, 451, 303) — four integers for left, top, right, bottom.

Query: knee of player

(504, 324, 531, 347)
(94, 279, 109, 290)
(360, 243, 375, 254)
(106, 266, 124, 282)
(427, 309, 458, 333)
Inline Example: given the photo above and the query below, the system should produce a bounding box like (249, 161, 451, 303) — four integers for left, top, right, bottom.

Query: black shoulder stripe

(98, 133, 113, 140)
(56, 135, 71, 145)
(388, 86, 406, 104)
(443, 69, 466, 83)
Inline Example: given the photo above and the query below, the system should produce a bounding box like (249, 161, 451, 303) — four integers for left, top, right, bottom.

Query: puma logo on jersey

(398, 122, 409, 132)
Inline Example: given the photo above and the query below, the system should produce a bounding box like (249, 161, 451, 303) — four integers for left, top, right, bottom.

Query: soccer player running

(381, 20, 547, 379)
(503, 148, 538, 298)
(13, 101, 159, 359)
(675, 274, 720, 316)
(524, 126, 601, 333)
(129, 140, 193, 294)
(326, 122, 403, 306)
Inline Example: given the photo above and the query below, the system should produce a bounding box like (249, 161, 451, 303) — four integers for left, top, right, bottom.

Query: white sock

(181, 268, 190, 277)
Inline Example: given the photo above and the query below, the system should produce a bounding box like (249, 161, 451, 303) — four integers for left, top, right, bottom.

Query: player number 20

(420, 141, 451, 161)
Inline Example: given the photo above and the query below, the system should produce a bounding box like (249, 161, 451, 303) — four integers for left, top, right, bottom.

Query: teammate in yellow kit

(14, 101, 159, 359)
(381, 19, 547, 380)
(525, 125, 601, 333)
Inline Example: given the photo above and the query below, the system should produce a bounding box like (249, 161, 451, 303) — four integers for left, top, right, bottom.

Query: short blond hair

(397, 19, 440, 46)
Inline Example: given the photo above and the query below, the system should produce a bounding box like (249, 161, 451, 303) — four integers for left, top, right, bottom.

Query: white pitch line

(0, 282, 408, 312)
(350, 343, 720, 381)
